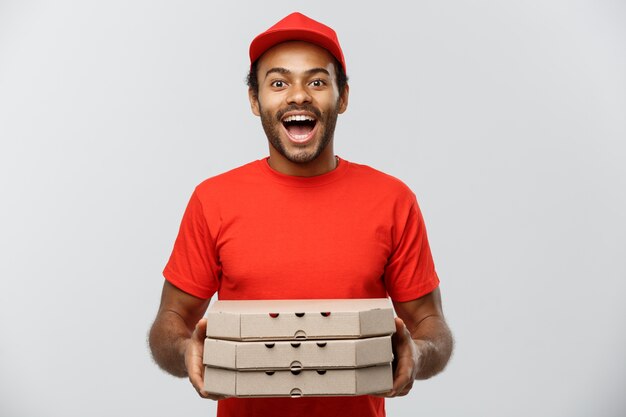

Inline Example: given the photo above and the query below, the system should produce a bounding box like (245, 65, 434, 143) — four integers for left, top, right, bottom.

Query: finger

(381, 377, 414, 398)
(190, 371, 225, 400)
(186, 341, 209, 396)
(391, 318, 411, 354)
(394, 317, 406, 332)
(188, 362, 207, 395)
(189, 366, 228, 401)
(374, 361, 412, 398)
(192, 318, 208, 341)
(393, 367, 412, 391)
(205, 393, 229, 401)
(391, 355, 415, 394)
(396, 381, 414, 397)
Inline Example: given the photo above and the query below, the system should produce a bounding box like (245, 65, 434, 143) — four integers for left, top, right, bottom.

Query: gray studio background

(1, 1, 624, 416)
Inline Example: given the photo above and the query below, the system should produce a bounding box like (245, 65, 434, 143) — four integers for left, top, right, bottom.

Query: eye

(309, 79, 326, 88)
(271, 80, 286, 88)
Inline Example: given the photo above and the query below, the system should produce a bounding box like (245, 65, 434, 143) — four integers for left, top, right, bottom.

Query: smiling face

(249, 41, 349, 176)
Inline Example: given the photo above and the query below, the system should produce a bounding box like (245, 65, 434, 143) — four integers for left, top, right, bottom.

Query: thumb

(394, 317, 406, 334)
(193, 318, 208, 341)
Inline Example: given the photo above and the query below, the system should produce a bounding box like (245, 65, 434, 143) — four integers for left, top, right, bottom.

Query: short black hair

(246, 58, 348, 99)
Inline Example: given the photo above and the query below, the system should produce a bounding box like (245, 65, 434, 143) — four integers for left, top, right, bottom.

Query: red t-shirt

(164, 157, 440, 416)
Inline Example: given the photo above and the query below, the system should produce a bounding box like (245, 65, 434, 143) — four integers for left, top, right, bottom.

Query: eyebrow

(264, 67, 331, 78)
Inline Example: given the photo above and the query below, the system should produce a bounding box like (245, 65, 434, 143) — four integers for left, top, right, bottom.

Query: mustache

(275, 104, 322, 122)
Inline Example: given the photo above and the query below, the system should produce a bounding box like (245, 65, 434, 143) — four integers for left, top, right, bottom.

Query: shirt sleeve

(384, 194, 440, 302)
(162, 190, 220, 299)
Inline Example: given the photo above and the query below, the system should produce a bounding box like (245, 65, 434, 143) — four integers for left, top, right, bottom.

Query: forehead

(256, 41, 337, 76)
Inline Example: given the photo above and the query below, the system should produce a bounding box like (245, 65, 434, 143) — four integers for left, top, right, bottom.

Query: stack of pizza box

(203, 298, 396, 398)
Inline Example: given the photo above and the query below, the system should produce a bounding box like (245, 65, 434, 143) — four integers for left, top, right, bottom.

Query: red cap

(249, 12, 346, 73)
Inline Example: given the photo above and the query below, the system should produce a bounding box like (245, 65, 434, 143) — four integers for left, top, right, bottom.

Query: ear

(248, 88, 261, 116)
(337, 84, 349, 114)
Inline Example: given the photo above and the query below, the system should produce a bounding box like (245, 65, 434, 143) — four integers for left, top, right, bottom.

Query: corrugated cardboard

(205, 298, 395, 341)
(203, 364, 393, 397)
(203, 336, 393, 370)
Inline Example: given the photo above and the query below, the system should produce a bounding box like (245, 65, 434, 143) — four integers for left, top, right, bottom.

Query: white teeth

(283, 114, 315, 122)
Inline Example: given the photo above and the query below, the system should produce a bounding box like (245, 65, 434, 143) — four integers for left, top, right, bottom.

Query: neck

(268, 145, 337, 177)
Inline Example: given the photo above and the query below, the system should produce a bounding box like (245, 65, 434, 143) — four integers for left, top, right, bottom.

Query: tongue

(286, 124, 313, 136)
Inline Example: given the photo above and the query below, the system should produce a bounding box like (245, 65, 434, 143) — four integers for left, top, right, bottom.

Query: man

(149, 12, 453, 417)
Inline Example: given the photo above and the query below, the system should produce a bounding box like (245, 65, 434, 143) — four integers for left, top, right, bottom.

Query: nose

(286, 82, 312, 105)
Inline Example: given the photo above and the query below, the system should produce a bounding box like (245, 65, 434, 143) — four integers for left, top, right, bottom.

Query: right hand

(184, 318, 228, 400)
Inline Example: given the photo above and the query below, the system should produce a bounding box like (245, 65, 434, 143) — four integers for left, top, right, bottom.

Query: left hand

(376, 317, 420, 397)
(184, 318, 228, 400)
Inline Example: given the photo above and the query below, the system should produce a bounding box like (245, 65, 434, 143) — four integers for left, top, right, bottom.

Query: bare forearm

(149, 310, 192, 377)
(411, 315, 454, 379)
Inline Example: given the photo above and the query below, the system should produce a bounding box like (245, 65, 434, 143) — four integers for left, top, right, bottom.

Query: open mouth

(281, 114, 318, 143)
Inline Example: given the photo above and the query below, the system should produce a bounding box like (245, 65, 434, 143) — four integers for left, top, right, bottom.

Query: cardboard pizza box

(203, 363, 393, 397)
(203, 335, 393, 370)
(205, 298, 395, 341)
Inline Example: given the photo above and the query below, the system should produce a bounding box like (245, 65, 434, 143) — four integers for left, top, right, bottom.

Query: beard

(259, 100, 340, 164)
